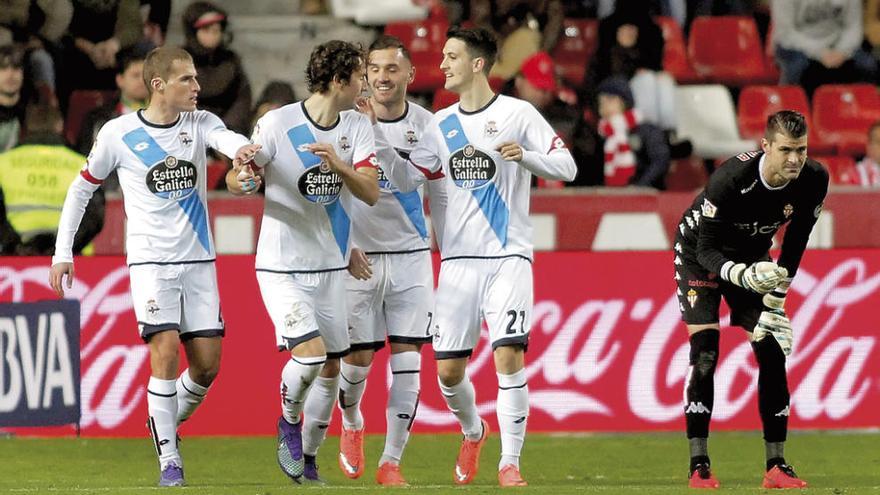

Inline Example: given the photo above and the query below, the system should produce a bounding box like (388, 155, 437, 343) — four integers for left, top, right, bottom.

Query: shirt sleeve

(374, 123, 443, 193)
(352, 116, 378, 171)
(81, 124, 119, 184)
(517, 103, 577, 181)
(201, 111, 251, 162)
(250, 114, 276, 169)
(696, 169, 737, 278)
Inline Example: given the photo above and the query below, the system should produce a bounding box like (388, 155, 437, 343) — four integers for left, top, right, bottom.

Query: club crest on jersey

(449, 144, 495, 190)
(701, 198, 717, 218)
(687, 289, 698, 308)
(145, 155, 197, 200)
(298, 164, 343, 204)
(338, 136, 351, 151)
(783, 203, 794, 218)
(178, 131, 192, 146)
(405, 130, 418, 145)
(484, 120, 498, 137)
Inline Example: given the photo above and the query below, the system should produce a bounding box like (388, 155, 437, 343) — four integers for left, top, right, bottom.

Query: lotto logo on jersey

(145, 155, 197, 200)
(298, 164, 343, 204)
(449, 144, 496, 190)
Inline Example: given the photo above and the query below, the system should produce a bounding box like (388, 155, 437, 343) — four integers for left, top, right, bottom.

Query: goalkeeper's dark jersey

(676, 151, 829, 278)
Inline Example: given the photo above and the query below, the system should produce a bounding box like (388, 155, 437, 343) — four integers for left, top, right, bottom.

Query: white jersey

(350, 101, 446, 253)
(384, 94, 574, 261)
(57, 110, 248, 265)
(252, 102, 377, 272)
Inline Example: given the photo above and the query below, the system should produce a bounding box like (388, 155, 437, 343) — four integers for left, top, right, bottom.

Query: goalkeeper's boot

(688, 463, 720, 489)
(277, 416, 304, 481)
(454, 418, 489, 485)
(498, 464, 528, 487)
(303, 454, 327, 485)
(338, 426, 365, 479)
(376, 462, 408, 486)
(763, 463, 808, 489)
(158, 460, 185, 487)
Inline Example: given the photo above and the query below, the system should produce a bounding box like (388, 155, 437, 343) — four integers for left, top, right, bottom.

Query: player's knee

(344, 349, 374, 367)
(191, 362, 220, 386)
(437, 362, 466, 387)
(689, 328, 720, 378)
(493, 345, 525, 374)
(320, 358, 340, 377)
(752, 338, 788, 389)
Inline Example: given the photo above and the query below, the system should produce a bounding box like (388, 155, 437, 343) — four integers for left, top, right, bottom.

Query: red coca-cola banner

(1, 250, 877, 437)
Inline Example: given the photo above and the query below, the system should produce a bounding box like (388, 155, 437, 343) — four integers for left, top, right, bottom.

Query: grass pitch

(0, 431, 877, 494)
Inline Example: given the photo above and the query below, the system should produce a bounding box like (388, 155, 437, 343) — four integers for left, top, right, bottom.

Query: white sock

(281, 355, 326, 424)
(175, 369, 209, 425)
(496, 369, 528, 470)
(303, 375, 339, 456)
(380, 351, 421, 466)
(438, 374, 482, 441)
(147, 377, 180, 468)
(338, 361, 370, 430)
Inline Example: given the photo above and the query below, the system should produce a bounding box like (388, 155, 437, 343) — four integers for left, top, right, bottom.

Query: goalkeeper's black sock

(752, 338, 790, 443)
(685, 329, 719, 441)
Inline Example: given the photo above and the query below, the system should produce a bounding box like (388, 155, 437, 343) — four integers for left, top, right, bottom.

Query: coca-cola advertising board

(0, 251, 877, 437)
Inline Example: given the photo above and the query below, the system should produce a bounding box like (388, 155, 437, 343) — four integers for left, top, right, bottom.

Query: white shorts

(129, 261, 224, 342)
(256, 269, 350, 358)
(346, 250, 434, 351)
(432, 256, 533, 359)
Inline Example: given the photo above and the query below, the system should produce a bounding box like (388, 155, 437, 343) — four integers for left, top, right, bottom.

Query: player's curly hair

(765, 110, 807, 142)
(305, 40, 365, 94)
(446, 26, 497, 75)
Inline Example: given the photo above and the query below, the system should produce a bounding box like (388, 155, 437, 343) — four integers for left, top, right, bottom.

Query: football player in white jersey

(364, 27, 576, 487)
(334, 35, 447, 486)
(49, 46, 260, 487)
(227, 40, 379, 484)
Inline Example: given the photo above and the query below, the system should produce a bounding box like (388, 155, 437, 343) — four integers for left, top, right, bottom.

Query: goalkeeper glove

(753, 290, 793, 356)
(727, 262, 788, 294)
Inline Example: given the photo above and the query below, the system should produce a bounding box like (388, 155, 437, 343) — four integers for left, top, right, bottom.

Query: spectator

(76, 50, 147, 156)
(596, 77, 670, 189)
(450, 0, 564, 81)
(588, 0, 677, 131)
(844, 121, 880, 186)
(598, 0, 686, 30)
(249, 80, 296, 133)
(0, 188, 21, 254)
(0, 45, 27, 152)
(506, 51, 601, 186)
(58, 0, 143, 109)
(0, 103, 104, 255)
(141, 0, 171, 47)
(182, 1, 252, 134)
(772, 0, 877, 97)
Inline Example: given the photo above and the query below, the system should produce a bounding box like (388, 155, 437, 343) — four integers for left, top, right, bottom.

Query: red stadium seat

(385, 19, 449, 93)
(813, 155, 857, 185)
(688, 16, 773, 86)
(432, 88, 457, 111)
(551, 18, 597, 87)
(654, 16, 700, 84)
(813, 84, 880, 156)
(736, 85, 834, 154)
(65, 90, 116, 146)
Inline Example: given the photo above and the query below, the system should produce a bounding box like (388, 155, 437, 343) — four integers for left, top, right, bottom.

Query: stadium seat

(654, 16, 700, 84)
(736, 85, 834, 154)
(676, 85, 758, 159)
(687, 16, 773, 86)
(813, 155, 857, 185)
(64, 90, 116, 146)
(551, 18, 598, 87)
(385, 19, 449, 92)
(813, 84, 880, 156)
(432, 88, 457, 111)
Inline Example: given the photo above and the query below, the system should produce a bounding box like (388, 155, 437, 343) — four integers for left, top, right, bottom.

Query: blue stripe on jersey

(286, 124, 350, 257)
(437, 114, 509, 247)
(392, 191, 428, 239)
(121, 127, 212, 253)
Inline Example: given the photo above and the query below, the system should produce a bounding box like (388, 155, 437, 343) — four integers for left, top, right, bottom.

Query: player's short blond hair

(142, 46, 193, 95)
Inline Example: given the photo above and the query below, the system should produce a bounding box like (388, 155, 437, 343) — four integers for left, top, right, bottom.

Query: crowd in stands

(3, 0, 880, 256)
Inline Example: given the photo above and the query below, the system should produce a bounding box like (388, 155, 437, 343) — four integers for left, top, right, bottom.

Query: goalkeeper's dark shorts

(673, 251, 763, 331)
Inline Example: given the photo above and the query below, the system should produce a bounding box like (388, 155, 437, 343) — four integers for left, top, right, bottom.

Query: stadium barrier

(0, 250, 877, 436)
